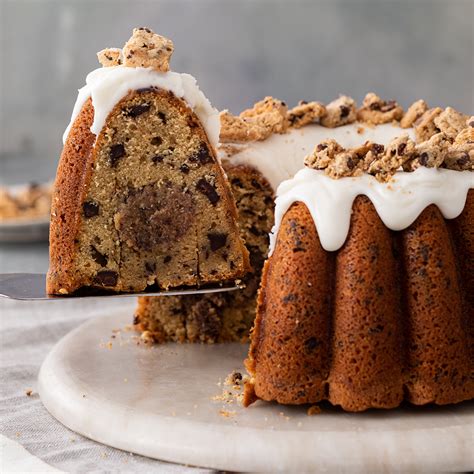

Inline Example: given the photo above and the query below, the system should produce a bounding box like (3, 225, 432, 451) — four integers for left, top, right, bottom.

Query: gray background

(1, 0, 473, 185)
(0, 0, 473, 274)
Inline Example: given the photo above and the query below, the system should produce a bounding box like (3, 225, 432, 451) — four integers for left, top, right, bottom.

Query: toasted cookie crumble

(320, 95, 357, 128)
(434, 107, 469, 139)
(220, 97, 289, 143)
(96, 27, 174, 72)
(287, 101, 326, 129)
(401, 100, 428, 128)
(97, 48, 123, 67)
(306, 109, 474, 181)
(415, 107, 443, 142)
(357, 93, 404, 125)
(122, 27, 174, 71)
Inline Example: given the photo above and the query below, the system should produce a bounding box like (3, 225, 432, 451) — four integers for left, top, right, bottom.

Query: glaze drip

(270, 167, 474, 253)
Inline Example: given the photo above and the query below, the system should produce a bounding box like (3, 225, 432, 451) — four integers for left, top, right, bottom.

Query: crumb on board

(219, 409, 236, 418)
(307, 405, 322, 416)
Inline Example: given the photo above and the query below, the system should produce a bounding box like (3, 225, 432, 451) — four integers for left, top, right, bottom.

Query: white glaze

(221, 123, 415, 190)
(270, 167, 474, 253)
(63, 66, 220, 148)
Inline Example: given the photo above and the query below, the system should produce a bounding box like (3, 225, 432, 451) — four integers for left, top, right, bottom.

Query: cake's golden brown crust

(47, 98, 96, 294)
(245, 202, 334, 405)
(246, 196, 474, 411)
(48, 90, 249, 294)
(328, 196, 404, 411)
(402, 203, 474, 405)
(450, 190, 474, 363)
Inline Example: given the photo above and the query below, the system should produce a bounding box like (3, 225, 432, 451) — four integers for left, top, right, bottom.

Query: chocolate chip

(397, 143, 407, 155)
(196, 178, 220, 205)
(251, 179, 262, 190)
(158, 111, 167, 124)
(93, 270, 118, 287)
(420, 152, 429, 165)
(110, 144, 125, 166)
(189, 143, 212, 165)
(456, 153, 469, 166)
(125, 104, 150, 118)
(145, 261, 156, 275)
(373, 143, 385, 154)
(347, 157, 355, 170)
(369, 102, 381, 111)
(152, 155, 164, 164)
(282, 293, 296, 303)
(340, 105, 350, 118)
(369, 324, 384, 334)
(90, 246, 108, 267)
(163, 255, 172, 263)
(305, 337, 321, 351)
(151, 136, 162, 146)
(232, 372, 243, 382)
(317, 143, 328, 151)
(187, 116, 199, 128)
(83, 201, 99, 218)
(381, 100, 397, 112)
(231, 177, 243, 187)
(249, 226, 260, 236)
(207, 232, 227, 251)
(180, 164, 190, 174)
(133, 314, 140, 325)
(469, 120, 474, 127)
(264, 196, 274, 206)
(137, 86, 156, 94)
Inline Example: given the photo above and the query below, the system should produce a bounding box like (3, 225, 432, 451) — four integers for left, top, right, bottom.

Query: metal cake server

(0, 273, 243, 301)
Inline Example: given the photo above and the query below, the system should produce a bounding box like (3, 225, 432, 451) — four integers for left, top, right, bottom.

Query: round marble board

(38, 307, 474, 473)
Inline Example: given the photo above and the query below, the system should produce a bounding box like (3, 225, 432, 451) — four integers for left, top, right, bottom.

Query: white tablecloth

(0, 297, 210, 473)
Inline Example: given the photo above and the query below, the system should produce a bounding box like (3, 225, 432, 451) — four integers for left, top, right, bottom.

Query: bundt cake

(47, 28, 250, 295)
(244, 108, 474, 411)
(133, 94, 431, 343)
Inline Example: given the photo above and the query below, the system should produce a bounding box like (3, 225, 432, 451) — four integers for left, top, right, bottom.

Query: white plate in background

(0, 183, 51, 243)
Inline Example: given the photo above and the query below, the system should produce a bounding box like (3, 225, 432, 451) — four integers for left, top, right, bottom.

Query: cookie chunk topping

(403, 132, 451, 171)
(220, 97, 289, 143)
(400, 100, 428, 128)
(123, 27, 174, 71)
(368, 135, 416, 180)
(433, 107, 468, 139)
(305, 140, 385, 179)
(306, 112, 473, 181)
(414, 107, 443, 142)
(97, 27, 174, 72)
(357, 93, 404, 125)
(97, 48, 123, 67)
(454, 116, 474, 144)
(320, 95, 357, 127)
(287, 101, 326, 129)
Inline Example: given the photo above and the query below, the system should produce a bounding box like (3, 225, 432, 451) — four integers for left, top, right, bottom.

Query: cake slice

(47, 28, 250, 295)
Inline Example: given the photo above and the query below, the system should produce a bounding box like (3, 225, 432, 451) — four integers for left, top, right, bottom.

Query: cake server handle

(0, 273, 243, 301)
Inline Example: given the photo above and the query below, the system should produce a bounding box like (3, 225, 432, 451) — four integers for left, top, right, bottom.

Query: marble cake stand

(38, 308, 474, 472)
